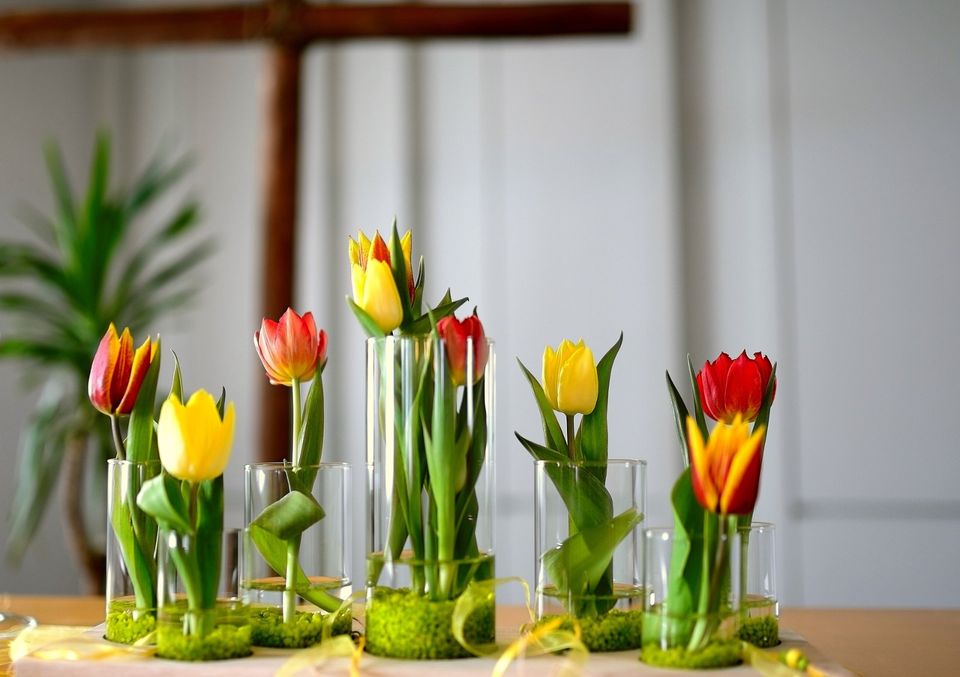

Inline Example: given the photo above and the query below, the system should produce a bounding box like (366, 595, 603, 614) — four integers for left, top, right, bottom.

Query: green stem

(291, 378, 302, 465)
(566, 414, 576, 461)
(284, 535, 301, 624)
(110, 415, 126, 460)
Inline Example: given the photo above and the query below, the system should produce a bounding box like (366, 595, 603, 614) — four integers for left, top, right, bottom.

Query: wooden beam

(258, 43, 302, 463)
(0, 3, 632, 48)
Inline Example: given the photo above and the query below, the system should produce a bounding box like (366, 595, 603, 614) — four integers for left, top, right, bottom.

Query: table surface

(6, 596, 960, 676)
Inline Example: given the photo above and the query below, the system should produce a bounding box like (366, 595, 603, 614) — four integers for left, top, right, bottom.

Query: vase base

(736, 614, 780, 648)
(104, 600, 155, 645)
(641, 639, 742, 669)
(250, 607, 352, 648)
(529, 610, 644, 652)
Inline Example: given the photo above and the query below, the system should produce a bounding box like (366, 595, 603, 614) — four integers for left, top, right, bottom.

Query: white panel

(786, 0, 960, 503)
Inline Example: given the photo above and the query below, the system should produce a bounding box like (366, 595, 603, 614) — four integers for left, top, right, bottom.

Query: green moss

(640, 639, 742, 669)
(104, 600, 155, 645)
(250, 607, 352, 648)
(364, 587, 495, 660)
(736, 615, 779, 648)
(156, 623, 252, 661)
(530, 610, 644, 652)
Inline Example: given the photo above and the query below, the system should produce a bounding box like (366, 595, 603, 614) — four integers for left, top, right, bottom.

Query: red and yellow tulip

(255, 308, 327, 386)
(158, 389, 236, 483)
(542, 339, 599, 416)
(437, 311, 488, 386)
(349, 230, 410, 333)
(88, 324, 157, 416)
(686, 414, 766, 515)
(696, 351, 776, 423)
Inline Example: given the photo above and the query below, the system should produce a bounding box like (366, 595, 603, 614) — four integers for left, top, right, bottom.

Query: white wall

(2, 0, 959, 607)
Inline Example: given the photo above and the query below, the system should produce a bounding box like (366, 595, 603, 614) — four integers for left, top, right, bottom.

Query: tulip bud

(88, 324, 157, 416)
(158, 389, 236, 483)
(437, 312, 488, 387)
(349, 230, 404, 333)
(686, 414, 766, 515)
(542, 339, 599, 416)
(255, 308, 327, 386)
(696, 351, 776, 423)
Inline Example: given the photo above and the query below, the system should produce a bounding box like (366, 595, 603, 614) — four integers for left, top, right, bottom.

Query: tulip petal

(556, 345, 599, 415)
(109, 328, 135, 409)
(542, 346, 560, 412)
(88, 324, 121, 414)
(158, 395, 190, 480)
(360, 259, 403, 333)
(698, 352, 732, 422)
(687, 417, 719, 512)
(370, 232, 391, 264)
(725, 351, 763, 421)
(718, 424, 765, 514)
(358, 231, 371, 267)
(351, 263, 365, 304)
(115, 337, 154, 415)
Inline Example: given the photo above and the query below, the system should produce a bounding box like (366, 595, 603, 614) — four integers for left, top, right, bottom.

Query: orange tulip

(686, 414, 766, 515)
(88, 324, 157, 416)
(436, 311, 488, 386)
(255, 308, 327, 386)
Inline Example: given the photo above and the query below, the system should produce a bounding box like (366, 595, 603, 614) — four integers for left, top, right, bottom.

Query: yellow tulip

(349, 230, 404, 333)
(158, 389, 236, 482)
(542, 339, 599, 415)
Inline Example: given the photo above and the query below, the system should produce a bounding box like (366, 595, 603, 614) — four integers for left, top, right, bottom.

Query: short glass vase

(105, 458, 160, 645)
(640, 526, 743, 670)
(156, 531, 251, 661)
(533, 458, 646, 652)
(364, 334, 496, 660)
(735, 521, 779, 648)
(242, 461, 353, 648)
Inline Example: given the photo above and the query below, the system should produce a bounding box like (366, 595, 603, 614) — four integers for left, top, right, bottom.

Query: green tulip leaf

(517, 359, 567, 454)
(170, 350, 184, 401)
(110, 485, 156, 609)
(542, 507, 642, 601)
(293, 370, 324, 486)
(126, 337, 161, 464)
(686, 355, 709, 439)
(389, 220, 413, 323)
(215, 387, 226, 419)
(752, 362, 778, 438)
(136, 472, 193, 535)
(251, 489, 325, 541)
(196, 476, 224, 608)
(666, 468, 709, 619)
(580, 332, 623, 479)
(346, 296, 386, 339)
(406, 294, 468, 335)
(248, 523, 342, 613)
(412, 257, 425, 317)
(666, 370, 691, 468)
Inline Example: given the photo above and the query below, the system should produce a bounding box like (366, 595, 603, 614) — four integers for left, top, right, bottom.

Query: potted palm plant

(0, 132, 211, 592)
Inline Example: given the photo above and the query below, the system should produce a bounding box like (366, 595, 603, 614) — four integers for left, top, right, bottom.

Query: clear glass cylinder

(534, 458, 646, 652)
(365, 334, 496, 659)
(241, 462, 352, 647)
(105, 458, 160, 644)
(736, 521, 779, 647)
(157, 530, 251, 661)
(641, 524, 743, 669)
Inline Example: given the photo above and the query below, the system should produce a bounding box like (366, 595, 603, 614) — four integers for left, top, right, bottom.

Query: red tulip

(696, 351, 776, 423)
(255, 308, 328, 386)
(88, 324, 157, 416)
(437, 311, 488, 387)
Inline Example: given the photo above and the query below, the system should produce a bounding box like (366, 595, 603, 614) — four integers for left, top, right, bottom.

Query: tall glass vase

(365, 335, 495, 659)
(105, 459, 160, 644)
(640, 525, 743, 669)
(242, 462, 352, 647)
(534, 458, 645, 651)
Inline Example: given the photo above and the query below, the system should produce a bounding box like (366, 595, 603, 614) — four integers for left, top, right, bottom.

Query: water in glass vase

(736, 594, 779, 648)
(244, 575, 352, 606)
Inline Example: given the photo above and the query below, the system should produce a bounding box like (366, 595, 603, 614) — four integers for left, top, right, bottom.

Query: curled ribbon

(9, 626, 153, 663)
(452, 576, 589, 677)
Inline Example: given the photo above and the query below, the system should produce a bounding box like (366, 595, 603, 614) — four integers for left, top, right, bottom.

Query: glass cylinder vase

(157, 530, 251, 661)
(640, 525, 743, 669)
(534, 458, 646, 652)
(735, 521, 779, 647)
(365, 334, 495, 659)
(242, 462, 352, 647)
(105, 458, 160, 644)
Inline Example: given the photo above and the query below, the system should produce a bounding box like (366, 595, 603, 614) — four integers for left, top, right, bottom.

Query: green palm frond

(0, 132, 211, 562)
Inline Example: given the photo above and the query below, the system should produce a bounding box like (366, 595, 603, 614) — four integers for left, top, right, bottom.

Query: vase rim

(366, 335, 495, 348)
(106, 457, 161, 468)
(244, 460, 350, 471)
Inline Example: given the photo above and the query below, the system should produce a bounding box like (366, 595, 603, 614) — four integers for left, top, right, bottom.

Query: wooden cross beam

(0, 0, 632, 462)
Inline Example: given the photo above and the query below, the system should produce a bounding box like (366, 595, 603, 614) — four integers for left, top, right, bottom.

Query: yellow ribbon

(744, 642, 842, 677)
(9, 626, 152, 663)
(276, 591, 364, 677)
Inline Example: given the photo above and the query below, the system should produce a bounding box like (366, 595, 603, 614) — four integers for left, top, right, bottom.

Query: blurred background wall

(1, 0, 958, 606)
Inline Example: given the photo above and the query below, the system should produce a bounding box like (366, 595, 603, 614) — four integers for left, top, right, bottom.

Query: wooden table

(5, 596, 960, 676)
